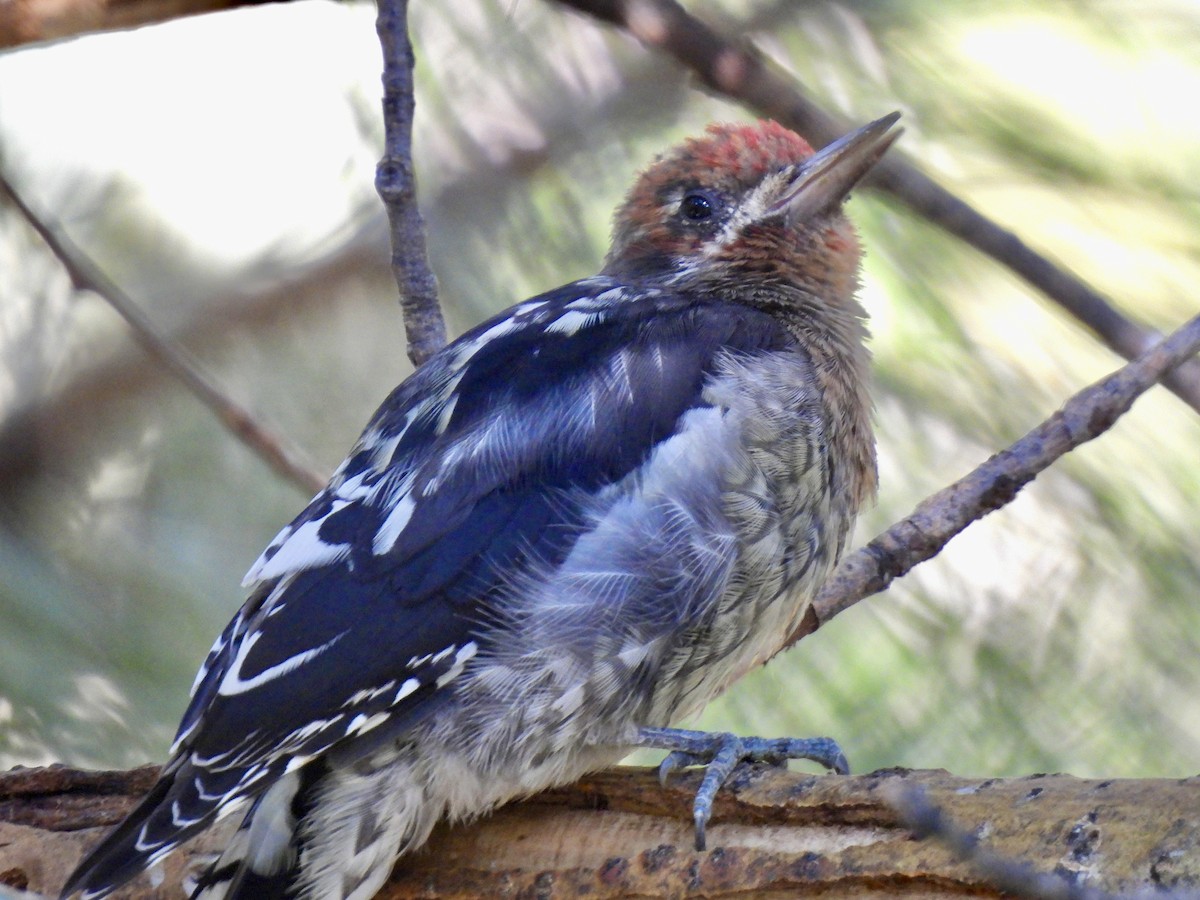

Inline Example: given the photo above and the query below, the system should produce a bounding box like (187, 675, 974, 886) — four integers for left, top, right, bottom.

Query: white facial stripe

(706, 169, 792, 256)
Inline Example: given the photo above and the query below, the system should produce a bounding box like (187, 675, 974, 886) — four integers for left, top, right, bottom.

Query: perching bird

(62, 113, 898, 900)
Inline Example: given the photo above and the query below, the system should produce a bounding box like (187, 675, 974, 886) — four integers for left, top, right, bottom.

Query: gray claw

(634, 726, 850, 851)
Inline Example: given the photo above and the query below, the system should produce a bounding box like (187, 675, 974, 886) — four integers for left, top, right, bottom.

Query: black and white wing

(60, 277, 798, 899)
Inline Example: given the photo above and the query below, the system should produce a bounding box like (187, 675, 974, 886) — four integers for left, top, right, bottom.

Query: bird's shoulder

(246, 277, 798, 585)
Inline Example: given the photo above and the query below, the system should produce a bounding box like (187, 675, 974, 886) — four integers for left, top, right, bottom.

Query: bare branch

(883, 782, 1107, 900)
(548, 0, 1200, 416)
(881, 782, 1197, 900)
(374, 0, 446, 367)
(10, 764, 1200, 897)
(796, 312, 1200, 639)
(0, 172, 327, 496)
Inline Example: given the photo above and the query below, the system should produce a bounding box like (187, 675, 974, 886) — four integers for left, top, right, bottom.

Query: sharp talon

(832, 750, 851, 776)
(633, 726, 850, 853)
(693, 812, 707, 852)
(658, 750, 693, 786)
(657, 756, 675, 787)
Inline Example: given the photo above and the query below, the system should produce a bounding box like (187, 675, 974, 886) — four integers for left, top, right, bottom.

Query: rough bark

(7, 763, 1199, 898)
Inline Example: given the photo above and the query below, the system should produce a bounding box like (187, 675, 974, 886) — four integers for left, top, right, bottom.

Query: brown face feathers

(605, 120, 864, 315)
(606, 121, 817, 272)
(605, 119, 881, 512)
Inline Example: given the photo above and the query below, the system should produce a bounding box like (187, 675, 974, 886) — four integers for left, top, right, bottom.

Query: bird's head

(603, 114, 900, 306)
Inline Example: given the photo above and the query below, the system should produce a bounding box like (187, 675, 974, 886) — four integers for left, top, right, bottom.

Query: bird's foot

(634, 726, 849, 851)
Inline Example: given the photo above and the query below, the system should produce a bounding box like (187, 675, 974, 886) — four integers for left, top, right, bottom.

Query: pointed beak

(768, 112, 902, 224)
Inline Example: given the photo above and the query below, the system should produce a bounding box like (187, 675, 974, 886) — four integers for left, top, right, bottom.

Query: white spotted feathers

(61, 109, 890, 900)
(242, 277, 632, 585)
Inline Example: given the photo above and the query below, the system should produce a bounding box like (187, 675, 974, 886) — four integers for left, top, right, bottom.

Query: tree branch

(0, 173, 326, 495)
(783, 312, 1200, 643)
(883, 783, 1104, 900)
(374, 0, 446, 368)
(548, 0, 1200, 416)
(7, 763, 1200, 897)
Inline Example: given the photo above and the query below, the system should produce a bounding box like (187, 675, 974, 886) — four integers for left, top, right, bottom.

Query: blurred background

(0, 0, 1197, 778)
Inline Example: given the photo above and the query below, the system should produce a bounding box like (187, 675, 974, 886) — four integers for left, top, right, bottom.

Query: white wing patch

(435, 642, 478, 688)
(372, 492, 416, 556)
(345, 712, 390, 737)
(218, 630, 347, 697)
(243, 503, 354, 586)
(545, 309, 606, 336)
(458, 318, 523, 360)
(239, 279, 638, 587)
(394, 678, 420, 703)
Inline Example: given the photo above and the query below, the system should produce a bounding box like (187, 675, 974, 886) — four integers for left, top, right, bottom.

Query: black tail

(60, 761, 240, 899)
(185, 766, 319, 900)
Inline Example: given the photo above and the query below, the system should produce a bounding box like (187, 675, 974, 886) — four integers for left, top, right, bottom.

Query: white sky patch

(59, 673, 130, 727)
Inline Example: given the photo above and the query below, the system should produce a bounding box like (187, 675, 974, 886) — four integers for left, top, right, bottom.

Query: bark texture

(6, 763, 1200, 898)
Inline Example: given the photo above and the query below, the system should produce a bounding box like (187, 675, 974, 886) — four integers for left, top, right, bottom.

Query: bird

(61, 112, 899, 900)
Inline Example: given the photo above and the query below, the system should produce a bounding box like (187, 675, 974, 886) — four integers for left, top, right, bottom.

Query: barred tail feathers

(60, 767, 218, 900)
(188, 755, 435, 900)
(186, 770, 307, 900)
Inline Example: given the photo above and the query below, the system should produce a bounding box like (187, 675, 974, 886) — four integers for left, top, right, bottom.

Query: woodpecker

(61, 113, 898, 900)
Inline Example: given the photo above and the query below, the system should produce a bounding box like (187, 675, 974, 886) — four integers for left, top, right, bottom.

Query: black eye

(680, 192, 716, 221)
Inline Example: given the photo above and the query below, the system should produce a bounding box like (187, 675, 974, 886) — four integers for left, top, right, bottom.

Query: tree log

(4, 763, 1200, 897)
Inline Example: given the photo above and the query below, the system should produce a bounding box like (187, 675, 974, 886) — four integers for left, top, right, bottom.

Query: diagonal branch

(790, 312, 1200, 643)
(374, 0, 446, 367)
(548, 0, 1200, 416)
(0, 172, 327, 496)
(882, 783, 1116, 900)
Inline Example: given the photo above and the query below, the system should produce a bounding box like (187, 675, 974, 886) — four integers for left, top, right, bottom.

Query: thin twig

(796, 312, 1200, 638)
(548, 0, 1200, 416)
(882, 783, 1112, 900)
(374, 0, 446, 367)
(0, 173, 327, 496)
